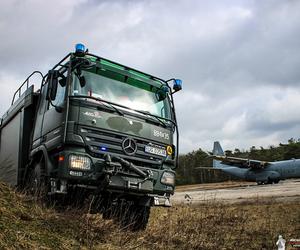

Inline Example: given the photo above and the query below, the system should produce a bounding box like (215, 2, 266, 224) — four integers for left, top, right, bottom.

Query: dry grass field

(0, 182, 299, 250)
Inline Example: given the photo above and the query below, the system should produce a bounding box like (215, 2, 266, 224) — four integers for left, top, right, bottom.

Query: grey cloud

(148, 0, 300, 92)
(0, 0, 300, 153)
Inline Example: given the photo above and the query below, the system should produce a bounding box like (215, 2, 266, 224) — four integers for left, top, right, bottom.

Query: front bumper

(51, 149, 175, 197)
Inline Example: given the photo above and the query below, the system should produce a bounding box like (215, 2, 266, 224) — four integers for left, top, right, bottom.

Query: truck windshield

(72, 70, 172, 120)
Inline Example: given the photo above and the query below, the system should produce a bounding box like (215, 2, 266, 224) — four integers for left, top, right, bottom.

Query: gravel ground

(172, 179, 300, 204)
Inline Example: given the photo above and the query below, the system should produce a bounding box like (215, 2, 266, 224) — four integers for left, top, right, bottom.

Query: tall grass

(0, 182, 299, 249)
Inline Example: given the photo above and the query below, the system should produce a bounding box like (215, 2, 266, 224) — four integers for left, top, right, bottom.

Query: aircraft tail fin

(213, 141, 225, 169)
(213, 141, 224, 156)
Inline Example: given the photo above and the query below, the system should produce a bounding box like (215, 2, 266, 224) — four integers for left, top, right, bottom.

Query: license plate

(145, 145, 166, 157)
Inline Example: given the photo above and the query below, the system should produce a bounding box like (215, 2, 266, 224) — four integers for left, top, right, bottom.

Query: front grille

(78, 126, 166, 167)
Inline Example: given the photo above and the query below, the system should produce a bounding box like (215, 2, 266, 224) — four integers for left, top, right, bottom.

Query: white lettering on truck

(153, 129, 169, 140)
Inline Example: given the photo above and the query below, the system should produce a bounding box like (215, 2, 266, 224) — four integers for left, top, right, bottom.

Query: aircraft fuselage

(215, 159, 300, 184)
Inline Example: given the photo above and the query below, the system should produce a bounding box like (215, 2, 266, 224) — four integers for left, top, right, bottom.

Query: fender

(30, 145, 54, 176)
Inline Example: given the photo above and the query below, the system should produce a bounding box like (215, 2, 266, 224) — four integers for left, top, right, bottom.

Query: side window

(49, 83, 66, 109)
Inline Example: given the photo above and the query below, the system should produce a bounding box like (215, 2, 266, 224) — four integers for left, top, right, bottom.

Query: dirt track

(172, 179, 300, 204)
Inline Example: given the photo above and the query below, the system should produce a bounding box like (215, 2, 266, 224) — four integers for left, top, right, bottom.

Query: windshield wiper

(71, 95, 174, 128)
(73, 95, 124, 116)
(138, 110, 168, 128)
(99, 101, 124, 116)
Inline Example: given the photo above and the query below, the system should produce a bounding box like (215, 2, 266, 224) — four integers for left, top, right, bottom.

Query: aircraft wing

(213, 155, 269, 169)
(195, 167, 215, 170)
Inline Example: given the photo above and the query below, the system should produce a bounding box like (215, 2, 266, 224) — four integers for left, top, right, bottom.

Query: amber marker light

(58, 156, 64, 162)
(167, 146, 173, 155)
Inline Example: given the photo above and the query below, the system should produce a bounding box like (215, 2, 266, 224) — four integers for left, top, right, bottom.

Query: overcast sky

(1, 0, 300, 153)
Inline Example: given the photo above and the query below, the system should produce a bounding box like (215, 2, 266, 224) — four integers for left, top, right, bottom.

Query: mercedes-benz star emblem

(122, 138, 137, 155)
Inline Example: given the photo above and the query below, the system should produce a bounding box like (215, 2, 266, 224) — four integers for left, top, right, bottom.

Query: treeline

(176, 138, 300, 185)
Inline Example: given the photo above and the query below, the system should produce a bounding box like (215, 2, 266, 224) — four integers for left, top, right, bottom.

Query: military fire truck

(0, 44, 182, 230)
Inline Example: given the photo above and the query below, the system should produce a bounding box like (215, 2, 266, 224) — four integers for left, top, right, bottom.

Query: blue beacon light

(173, 79, 182, 92)
(100, 146, 107, 151)
(75, 43, 85, 53)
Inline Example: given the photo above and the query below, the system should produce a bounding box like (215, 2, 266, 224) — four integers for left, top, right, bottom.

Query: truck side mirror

(156, 86, 169, 102)
(47, 70, 59, 101)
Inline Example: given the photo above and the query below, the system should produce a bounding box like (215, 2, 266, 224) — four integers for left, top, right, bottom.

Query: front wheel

(91, 196, 151, 231)
(120, 204, 151, 231)
(26, 158, 49, 200)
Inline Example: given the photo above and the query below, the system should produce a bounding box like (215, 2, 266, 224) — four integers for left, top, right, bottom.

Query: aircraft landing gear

(257, 178, 280, 185)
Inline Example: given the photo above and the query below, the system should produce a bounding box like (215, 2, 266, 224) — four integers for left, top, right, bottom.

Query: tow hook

(113, 156, 148, 178)
(104, 153, 149, 178)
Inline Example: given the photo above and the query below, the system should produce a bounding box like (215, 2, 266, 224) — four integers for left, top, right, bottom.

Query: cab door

(41, 79, 67, 150)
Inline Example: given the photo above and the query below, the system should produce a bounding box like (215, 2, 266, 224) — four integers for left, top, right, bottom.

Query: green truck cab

(0, 44, 182, 230)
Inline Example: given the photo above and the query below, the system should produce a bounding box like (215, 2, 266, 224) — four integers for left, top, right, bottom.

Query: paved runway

(172, 179, 300, 204)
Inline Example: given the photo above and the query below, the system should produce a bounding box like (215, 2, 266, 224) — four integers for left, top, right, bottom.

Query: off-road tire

(120, 204, 150, 231)
(27, 158, 48, 201)
(132, 205, 150, 231)
(102, 200, 115, 220)
(89, 195, 114, 219)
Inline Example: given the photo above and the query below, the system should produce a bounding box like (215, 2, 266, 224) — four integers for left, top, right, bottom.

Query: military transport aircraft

(212, 141, 300, 185)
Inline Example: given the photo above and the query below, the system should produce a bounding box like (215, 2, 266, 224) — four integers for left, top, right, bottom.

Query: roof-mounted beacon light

(75, 43, 86, 56)
(173, 79, 182, 92)
(166, 78, 183, 94)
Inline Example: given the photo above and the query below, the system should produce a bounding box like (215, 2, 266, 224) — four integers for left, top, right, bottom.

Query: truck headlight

(69, 155, 91, 170)
(161, 172, 175, 186)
